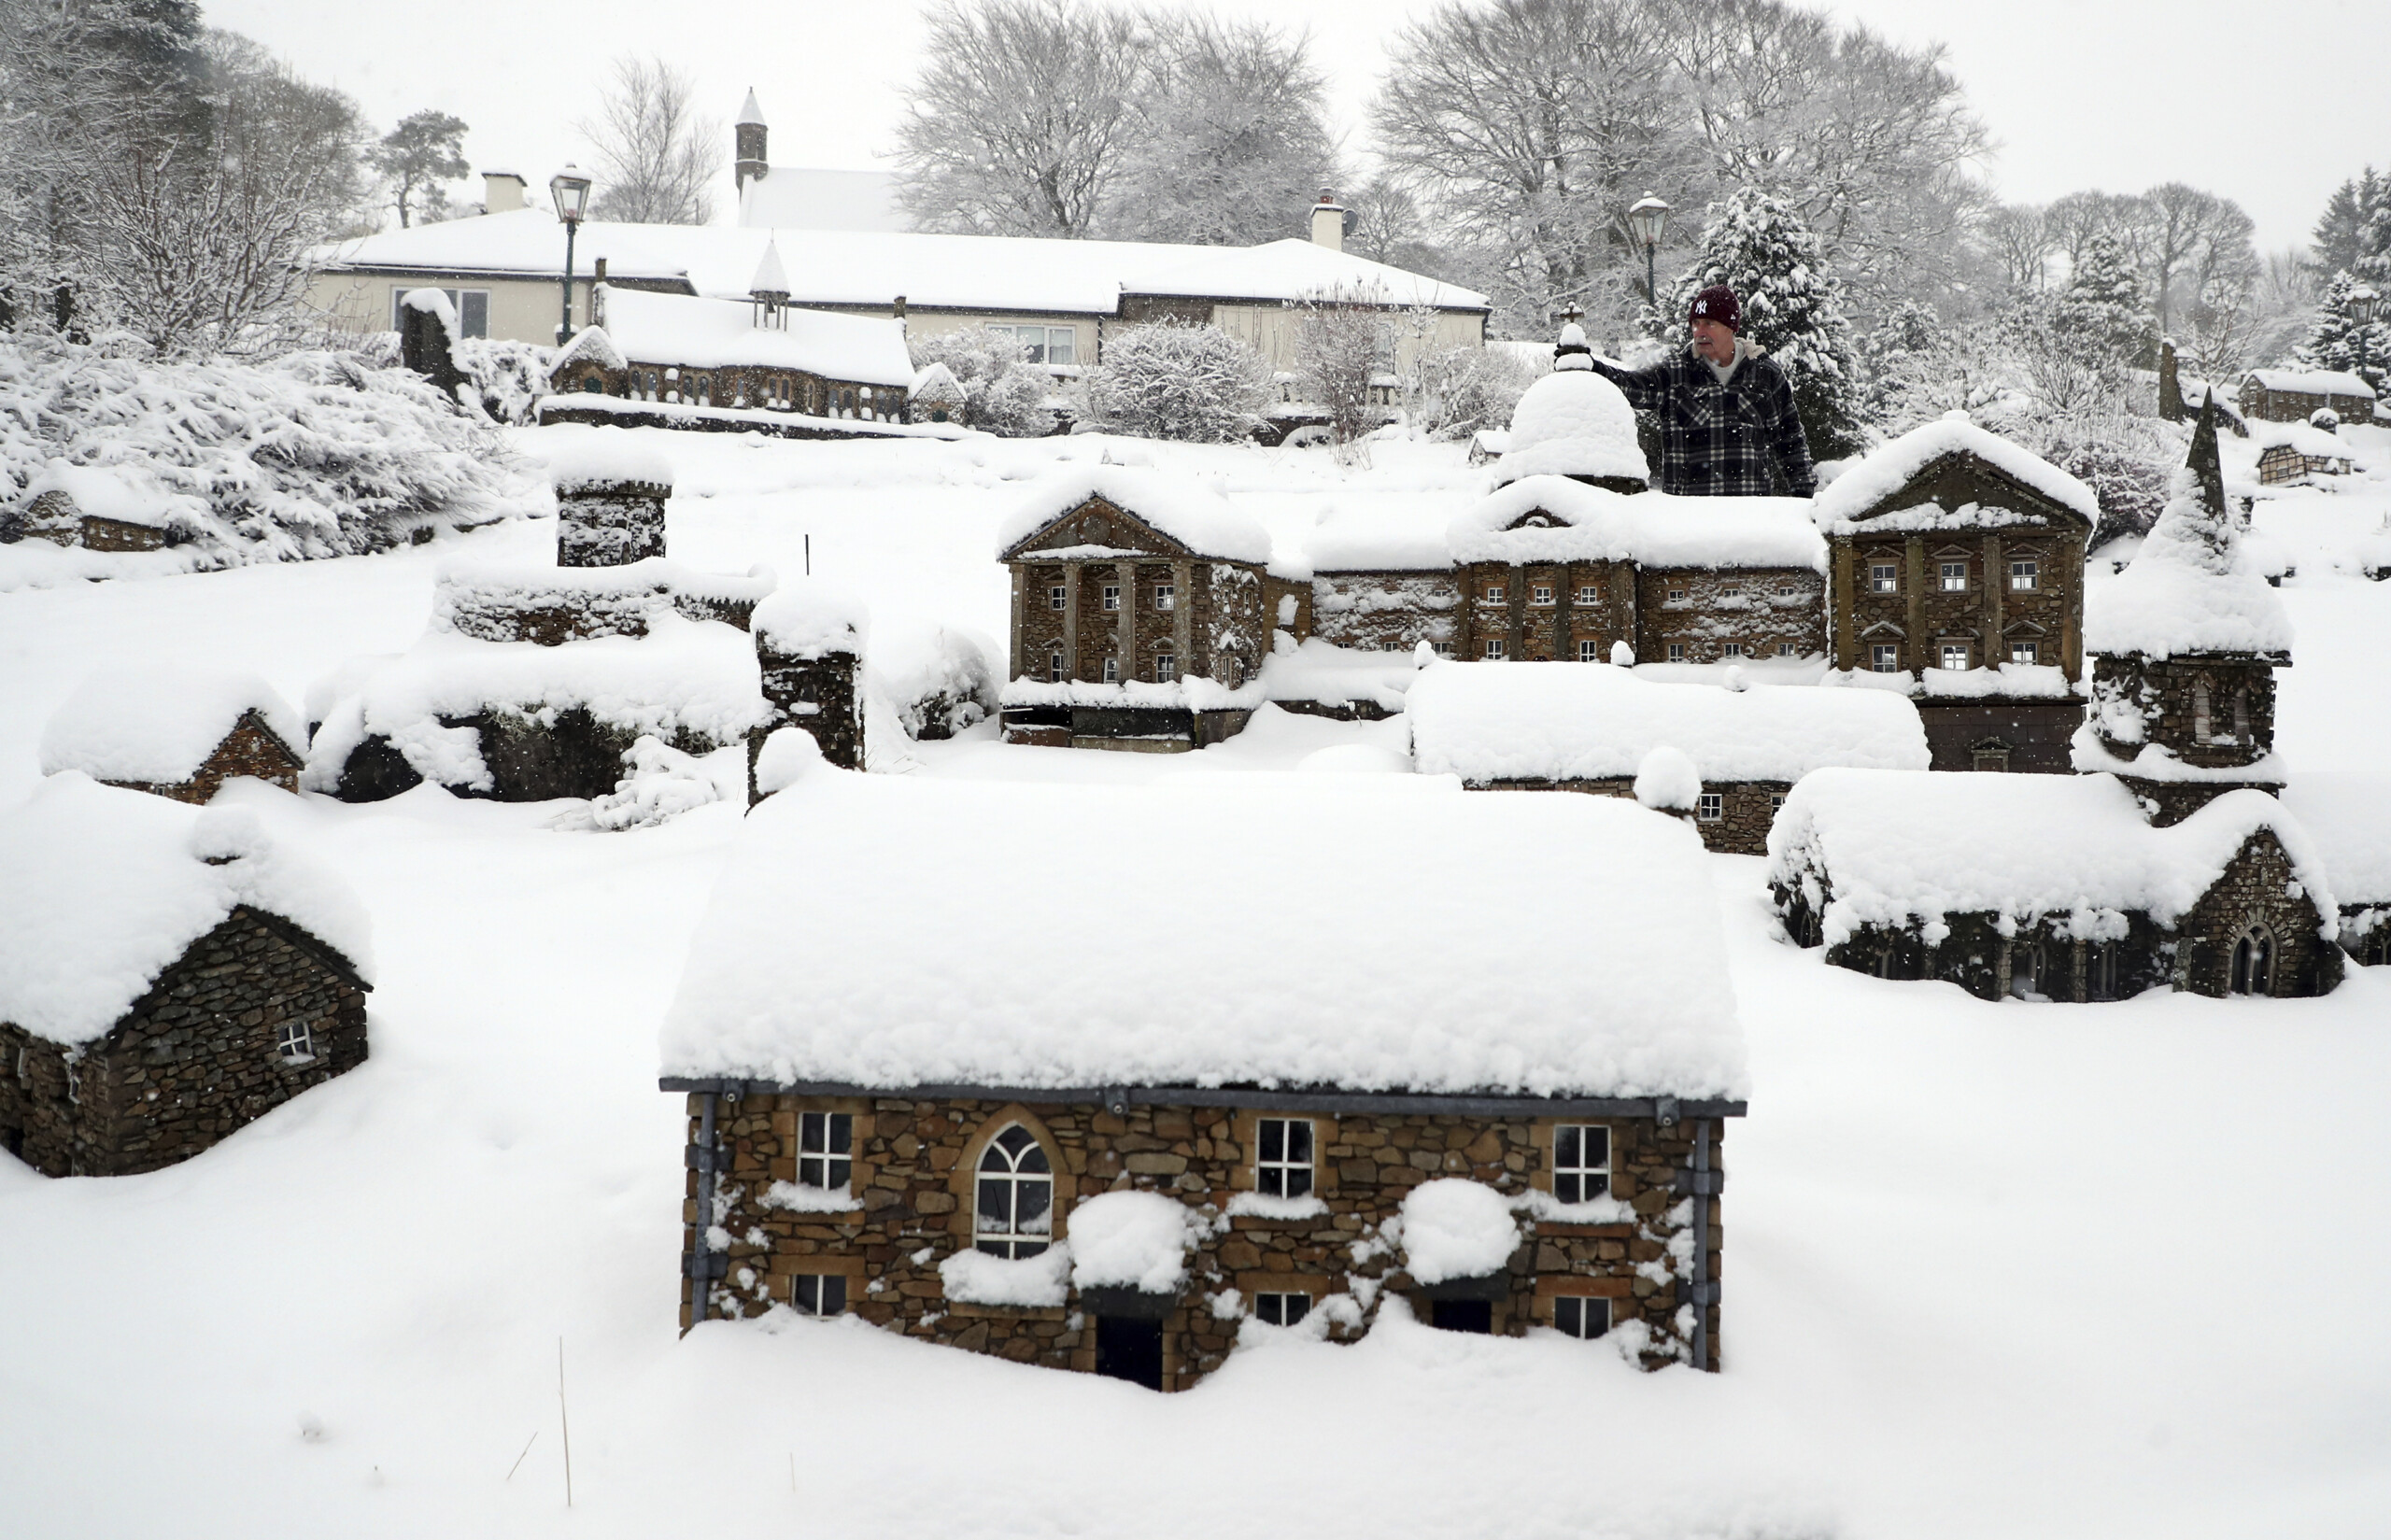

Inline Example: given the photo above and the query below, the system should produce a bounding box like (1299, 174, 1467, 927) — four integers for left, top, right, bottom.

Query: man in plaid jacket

(1588, 284, 1818, 498)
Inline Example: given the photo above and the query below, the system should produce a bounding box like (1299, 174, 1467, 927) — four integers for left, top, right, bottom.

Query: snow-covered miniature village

(6, 2, 2391, 1537)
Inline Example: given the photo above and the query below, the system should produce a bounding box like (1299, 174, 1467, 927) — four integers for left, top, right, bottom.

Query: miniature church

(40, 667, 305, 802)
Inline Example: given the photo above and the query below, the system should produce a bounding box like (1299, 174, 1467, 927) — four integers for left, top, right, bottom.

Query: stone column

(1507, 566, 1525, 659)
(1903, 536, 1927, 671)
(1831, 542, 1855, 671)
(555, 474, 670, 568)
(1554, 563, 1577, 661)
(1171, 559, 1193, 680)
(1114, 560, 1136, 682)
(1062, 562, 1083, 681)
(1982, 532, 2004, 668)
(1008, 564, 1026, 682)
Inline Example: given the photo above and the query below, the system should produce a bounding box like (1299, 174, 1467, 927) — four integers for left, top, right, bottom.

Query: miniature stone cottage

(41, 667, 304, 801)
(997, 467, 1303, 750)
(0, 775, 373, 1176)
(1810, 417, 2094, 772)
(1407, 657, 1928, 854)
(659, 770, 1747, 1386)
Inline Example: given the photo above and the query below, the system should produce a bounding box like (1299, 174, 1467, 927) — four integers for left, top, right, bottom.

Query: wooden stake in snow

(804, 533, 811, 576)
(505, 1430, 538, 1482)
(558, 1337, 574, 1507)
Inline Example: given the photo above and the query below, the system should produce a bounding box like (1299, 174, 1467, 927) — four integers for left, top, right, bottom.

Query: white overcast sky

(210, 0, 2388, 253)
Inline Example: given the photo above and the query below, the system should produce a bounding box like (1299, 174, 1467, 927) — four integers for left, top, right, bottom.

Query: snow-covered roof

(541, 434, 672, 492)
(910, 361, 966, 403)
(1408, 661, 1928, 784)
(996, 466, 1272, 566)
(1490, 369, 1648, 487)
(2280, 775, 2391, 905)
(0, 774, 373, 1046)
(2251, 422, 2355, 459)
(314, 210, 1487, 316)
(552, 325, 627, 374)
(595, 287, 914, 387)
(1304, 505, 1455, 572)
(748, 239, 790, 297)
(2244, 368, 2375, 399)
(40, 667, 303, 784)
(2085, 456, 2293, 660)
(1770, 770, 2335, 946)
(736, 89, 767, 127)
(739, 168, 909, 233)
(1448, 477, 1825, 570)
(659, 771, 1747, 1100)
(1811, 415, 2101, 531)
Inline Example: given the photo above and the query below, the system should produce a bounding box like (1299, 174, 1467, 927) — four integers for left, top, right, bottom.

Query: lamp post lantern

(2352, 286, 2379, 325)
(550, 164, 594, 346)
(1626, 191, 1671, 308)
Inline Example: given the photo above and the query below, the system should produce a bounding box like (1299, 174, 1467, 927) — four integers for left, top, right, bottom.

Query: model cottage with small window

(659, 770, 1747, 1387)
(0, 775, 373, 1176)
(2237, 367, 2376, 427)
(41, 667, 304, 802)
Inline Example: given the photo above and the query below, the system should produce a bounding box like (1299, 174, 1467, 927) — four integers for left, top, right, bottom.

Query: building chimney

(735, 90, 769, 194)
(1310, 188, 1346, 253)
(481, 169, 528, 216)
(894, 294, 907, 321)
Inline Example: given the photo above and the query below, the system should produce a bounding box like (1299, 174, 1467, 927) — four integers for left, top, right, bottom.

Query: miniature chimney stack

(1310, 188, 1346, 252)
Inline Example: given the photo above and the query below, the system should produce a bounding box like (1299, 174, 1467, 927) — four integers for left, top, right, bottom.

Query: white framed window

(1776, 582, 1797, 598)
(1048, 650, 1066, 682)
(1483, 585, 1506, 603)
(1940, 560, 1968, 592)
(1551, 1124, 1609, 1204)
(1154, 652, 1177, 682)
(1577, 640, 1601, 662)
(1531, 585, 1554, 606)
(1254, 1292, 1310, 1326)
(1697, 791, 1723, 821)
(1666, 587, 1688, 603)
(798, 1111, 852, 1192)
(2010, 558, 2039, 591)
(1665, 642, 1686, 661)
(1102, 657, 1119, 683)
(975, 1124, 1054, 1258)
(1574, 585, 1599, 603)
(1000, 324, 1076, 365)
(276, 1019, 315, 1064)
(1431, 641, 1454, 657)
(391, 287, 489, 338)
(1722, 642, 1745, 657)
(1775, 642, 1796, 657)
(1255, 1117, 1313, 1198)
(1870, 644, 1901, 672)
(1153, 584, 1174, 611)
(1101, 586, 1121, 612)
(1048, 585, 1066, 611)
(791, 1274, 847, 1316)
(1939, 643, 1970, 671)
(1869, 563, 1899, 594)
(1552, 1295, 1610, 1339)
(2008, 640, 2039, 665)
(1483, 639, 1507, 659)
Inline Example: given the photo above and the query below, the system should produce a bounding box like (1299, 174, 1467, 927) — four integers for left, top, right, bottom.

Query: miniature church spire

(2142, 390, 2237, 576)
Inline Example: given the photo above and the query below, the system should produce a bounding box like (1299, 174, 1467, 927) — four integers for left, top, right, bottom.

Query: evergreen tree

(371, 110, 471, 228)
(2294, 270, 2391, 395)
(2054, 232, 2157, 368)
(2311, 167, 2389, 280)
(1659, 189, 1867, 459)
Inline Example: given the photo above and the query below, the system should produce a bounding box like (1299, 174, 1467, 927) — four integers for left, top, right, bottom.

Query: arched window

(2230, 926, 2274, 996)
(974, 1124, 1053, 1258)
(2192, 676, 2213, 741)
(2010, 942, 2044, 1000)
(2233, 686, 2251, 742)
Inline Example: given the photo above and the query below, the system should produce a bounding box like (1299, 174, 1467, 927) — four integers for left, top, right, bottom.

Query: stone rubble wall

(1309, 572, 1458, 653)
(1479, 776, 1787, 855)
(556, 482, 669, 568)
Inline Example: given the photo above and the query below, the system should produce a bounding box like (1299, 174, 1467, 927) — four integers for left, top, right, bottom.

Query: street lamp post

(2352, 287, 2379, 398)
(549, 165, 593, 346)
(1626, 191, 1672, 309)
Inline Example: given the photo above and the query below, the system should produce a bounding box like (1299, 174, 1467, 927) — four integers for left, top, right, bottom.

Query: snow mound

(662, 772, 1746, 1099)
(1261, 638, 1422, 715)
(939, 1246, 1069, 1308)
(549, 736, 721, 832)
(1399, 1180, 1520, 1285)
(753, 578, 870, 658)
(1634, 746, 1702, 812)
(751, 726, 828, 798)
(1813, 414, 2100, 530)
(21, 460, 188, 530)
(871, 624, 995, 738)
(1491, 369, 1648, 487)
(543, 434, 673, 492)
(993, 465, 1271, 565)
(40, 667, 303, 784)
(1449, 477, 1823, 570)
(1296, 742, 1411, 774)
(2280, 774, 2391, 906)
(0, 774, 372, 1045)
(1068, 1191, 1201, 1294)
(1408, 661, 1927, 784)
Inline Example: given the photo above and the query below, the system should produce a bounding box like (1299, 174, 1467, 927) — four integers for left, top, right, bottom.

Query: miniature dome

(1491, 369, 1648, 490)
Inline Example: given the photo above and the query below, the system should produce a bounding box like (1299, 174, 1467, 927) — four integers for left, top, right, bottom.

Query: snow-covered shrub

(1084, 319, 1271, 443)
(907, 326, 1054, 437)
(1414, 345, 1539, 441)
(0, 333, 528, 562)
(550, 736, 721, 832)
(872, 625, 997, 741)
(452, 337, 558, 425)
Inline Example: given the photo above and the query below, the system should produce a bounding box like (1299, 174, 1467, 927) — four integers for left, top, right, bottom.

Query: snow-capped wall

(1447, 476, 1824, 570)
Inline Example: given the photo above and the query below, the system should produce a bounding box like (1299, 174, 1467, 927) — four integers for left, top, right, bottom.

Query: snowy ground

(2, 427, 2387, 1538)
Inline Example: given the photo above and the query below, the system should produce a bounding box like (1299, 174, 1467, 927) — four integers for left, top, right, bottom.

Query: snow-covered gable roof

(2251, 422, 2355, 459)
(997, 467, 1272, 566)
(2280, 775, 2391, 905)
(910, 361, 966, 404)
(1408, 661, 1928, 784)
(659, 771, 1747, 1100)
(2085, 409, 2293, 659)
(40, 667, 303, 784)
(552, 325, 627, 374)
(1448, 476, 1824, 570)
(1490, 369, 1648, 487)
(739, 168, 909, 233)
(597, 287, 913, 387)
(2244, 368, 2375, 400)
(1768, 770, 2336, 945)
(1125, 238, 1488, 312)
(1811, 415, 2101, 533)
(0, 774, 373, 1046)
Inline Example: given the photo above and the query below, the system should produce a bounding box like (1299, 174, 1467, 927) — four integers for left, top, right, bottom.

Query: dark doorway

(1430, 1299, 1493, 1334)
(1095, 1316, 1164, 1389)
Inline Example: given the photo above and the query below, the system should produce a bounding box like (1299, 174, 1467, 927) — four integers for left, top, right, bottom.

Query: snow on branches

(1084, 319, 1270, 444)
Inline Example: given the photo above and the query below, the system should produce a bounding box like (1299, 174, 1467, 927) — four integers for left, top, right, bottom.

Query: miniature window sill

(762, 1180, 862, 1213)
(1226, 1192, 1328, 1222)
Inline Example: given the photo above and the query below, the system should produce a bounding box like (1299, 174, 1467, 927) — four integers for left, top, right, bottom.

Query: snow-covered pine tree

(1659, 190, 1867, 459)
(2054, 232, 2158, 369)
(2293, 269, 2391, 396)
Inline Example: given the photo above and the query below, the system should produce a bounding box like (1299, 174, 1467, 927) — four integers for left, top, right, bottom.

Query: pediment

(2002, 616, 2050, 636)
(1860, 619, 1905, 638)
(1844, 450, 2093, 533)
(1002, 495, 1193, 561)
(1503, 509, 1564, 530)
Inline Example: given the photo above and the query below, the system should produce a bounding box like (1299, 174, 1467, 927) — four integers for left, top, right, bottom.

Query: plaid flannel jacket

(1589, 346, 1818, 498)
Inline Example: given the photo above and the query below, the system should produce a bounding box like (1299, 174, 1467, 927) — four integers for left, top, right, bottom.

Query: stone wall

(1479, 777, 1786, 855)
(0, 908, 368, 1178)
(556, 480, 669, 568)
(2172, 829, 2343, 997)
(1832, 523, 2084, 680)
(2240, 383, 2376, 426)
(105, 714, 302, 803)
(1309, 572, 1458, 653)
(1634, 567, 1826, 664)
(681, 1093, 1728, 1384)
(1917, 701, 2086, 774)
(1444, 559, 1825, 665)
(754, 645, 864, 783)
(2089, 655, 2280, 818)
(554, 357, 905, 424)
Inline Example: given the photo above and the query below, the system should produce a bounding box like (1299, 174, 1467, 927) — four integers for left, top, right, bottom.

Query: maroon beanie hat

(1689, 284, 1741, 332)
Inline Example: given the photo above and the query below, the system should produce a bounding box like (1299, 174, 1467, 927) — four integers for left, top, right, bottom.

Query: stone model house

(2238, 368, 2376, 427)
(997, 468, 1300, 750)
(659, 770, 1747, 1387)
(2253, 422, 2357, 487)
(0, 774, 373, 1177)
(41, 667, 304, 801)
(1770, 770, 2343, 1000)
(1810, 417, 2095, 773)
(1407, 657, 1929, 855)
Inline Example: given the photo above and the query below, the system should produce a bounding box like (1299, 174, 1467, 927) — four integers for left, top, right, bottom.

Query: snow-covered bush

(873, 625, 997, 741)
(452, 337, 558, 425)
(550, 736, 722, 832)
(907, 326, 1054, 437)
(1414, 345, 1540, 441)
(1084, 319, 1271, 443)
(0, 333, 528, 562)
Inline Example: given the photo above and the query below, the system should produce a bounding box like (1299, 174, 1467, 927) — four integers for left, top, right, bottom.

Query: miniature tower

(735, 90, 768, 194)
(2077, 394, 2292, 824)
(748, 237, 791, 330)
(749, 586, 868, 793)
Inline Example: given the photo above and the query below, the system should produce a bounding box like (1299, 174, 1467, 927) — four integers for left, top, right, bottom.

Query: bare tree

(2142, 182, 2255, 340)
(1984, 204, 2053, 293)
(1346, 174, 1423, 264)
(2044, 190, 2146, 277)
(1289, 282, 1392, 460)
(577, 57, 721, 225)
(894, 0, 1142, 238)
